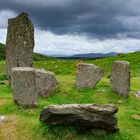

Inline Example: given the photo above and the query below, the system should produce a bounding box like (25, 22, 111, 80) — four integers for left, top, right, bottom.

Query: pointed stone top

(8, 12, 31, 25)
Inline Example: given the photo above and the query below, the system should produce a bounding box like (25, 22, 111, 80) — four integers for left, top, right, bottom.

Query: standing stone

(6, 12, 34, 85)
(76, 63, 104, 88)
(11, 67, 37, 107)
(110, 61, 130, 97)
(35, 69, 59, 97)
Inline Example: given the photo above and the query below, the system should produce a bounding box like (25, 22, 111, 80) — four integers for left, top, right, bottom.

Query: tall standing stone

(110, 61, 130, 97)
(76, 63, 104, 88)
(6, 12, 34, 85)
(11, 67, 37, 107)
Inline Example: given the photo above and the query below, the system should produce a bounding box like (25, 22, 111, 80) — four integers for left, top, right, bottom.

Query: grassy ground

(0, 52, 140, 140)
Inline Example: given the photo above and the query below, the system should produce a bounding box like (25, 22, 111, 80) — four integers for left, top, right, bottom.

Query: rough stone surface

(76, 63, 104, 88)
(6, 12, 34, 85)
(110, 61, 130, 97)
(40, 104, 119, 132)
(35, 69, 59, 97)
(11, 67, 37, 107)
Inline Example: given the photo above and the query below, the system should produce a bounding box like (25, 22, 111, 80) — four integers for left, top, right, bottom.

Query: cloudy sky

(1, 0, 140, 55)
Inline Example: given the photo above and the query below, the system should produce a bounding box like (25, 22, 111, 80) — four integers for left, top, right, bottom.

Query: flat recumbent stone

(40, 104, 119, 132)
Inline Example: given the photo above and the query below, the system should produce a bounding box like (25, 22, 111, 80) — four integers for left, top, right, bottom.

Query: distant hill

(34, 53, 49, 61)
(54, 52, 119, 59)
(0, 43, 5, 60)
(0, 43, 49, 61)
(71, 52, 119, 59)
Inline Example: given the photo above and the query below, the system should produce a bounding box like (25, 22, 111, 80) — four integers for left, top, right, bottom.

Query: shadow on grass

(32, 121, 133, 140)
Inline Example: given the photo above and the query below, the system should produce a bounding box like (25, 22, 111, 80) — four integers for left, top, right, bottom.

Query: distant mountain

(49, 54, 68, 57)
(71, 52, 119, 58)
(54, 52, 120, 59)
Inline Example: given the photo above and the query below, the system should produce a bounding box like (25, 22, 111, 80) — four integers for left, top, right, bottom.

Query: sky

(0, 0, 140, 55)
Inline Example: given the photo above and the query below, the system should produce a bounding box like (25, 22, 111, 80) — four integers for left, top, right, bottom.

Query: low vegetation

(0, 43, 5, 60)
(0, 51, 140, 140)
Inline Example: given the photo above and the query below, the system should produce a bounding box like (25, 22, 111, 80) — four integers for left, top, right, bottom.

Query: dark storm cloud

(1, 0, 140, 39)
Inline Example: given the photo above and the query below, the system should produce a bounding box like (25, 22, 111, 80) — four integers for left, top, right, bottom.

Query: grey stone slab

(11, 67, 37, 107)
(76, 63, 104, 88)
(110, 61, 130, 97)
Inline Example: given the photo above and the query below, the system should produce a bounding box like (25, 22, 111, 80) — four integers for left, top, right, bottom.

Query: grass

(0, 52, 140, 140)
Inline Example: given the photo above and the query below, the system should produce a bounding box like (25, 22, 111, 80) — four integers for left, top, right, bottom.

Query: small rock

(134, 91, 140, 99)
(97, 89, 106, 93)
(0, 116, 8, 124)
(118, 100, 123, 104)
(132, 114, 140, 121)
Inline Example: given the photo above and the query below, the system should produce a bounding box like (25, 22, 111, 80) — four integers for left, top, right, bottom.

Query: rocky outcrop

(35, 69, 59, 97)
(76, 63, 104, 88)
(40, 104, 119, 132)
(6, 12, 34, 85)
(110, 61, 130, 97)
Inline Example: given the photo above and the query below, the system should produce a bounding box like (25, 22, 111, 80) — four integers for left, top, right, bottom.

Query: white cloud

(0, 10, 17, 44)
(0, 28, 7, 44)
(1, 26, 140, 55)
(0, 10, 17, 28)
(35, 29, 140, 55)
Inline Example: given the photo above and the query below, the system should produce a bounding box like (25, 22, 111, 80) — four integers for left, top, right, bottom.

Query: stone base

(11, 67, 38, 108)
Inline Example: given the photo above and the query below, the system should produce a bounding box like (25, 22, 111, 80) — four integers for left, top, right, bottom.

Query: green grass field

(0, 52, 140, 140)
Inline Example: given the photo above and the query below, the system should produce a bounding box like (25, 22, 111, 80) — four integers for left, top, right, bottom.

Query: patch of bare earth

(0, 115, 19, 140)
(0, 99, 7, 106)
